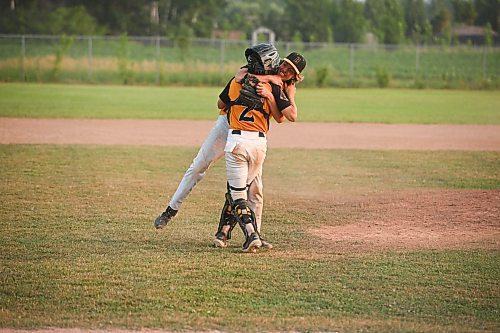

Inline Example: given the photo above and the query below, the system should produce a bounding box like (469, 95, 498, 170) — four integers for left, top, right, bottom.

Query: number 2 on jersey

(239, 107, 255, 123)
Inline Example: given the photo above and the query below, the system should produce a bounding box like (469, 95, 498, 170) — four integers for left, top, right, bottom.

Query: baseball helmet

(245, 43, 280, 75)
(282, 52, 307, 82)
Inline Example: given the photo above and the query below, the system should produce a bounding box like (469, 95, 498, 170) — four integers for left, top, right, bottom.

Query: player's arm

(235, 68, 282, 85)
(269, 83, 297, 122)
(281, 83, 298, 122)
(218, 78, 234, 109)
(280, 105, 297, 122)
(256, 83, 285, 123)
(255, 74, 283, 87)
(235, 68, 248, 83)
(217, 99, 226, 109)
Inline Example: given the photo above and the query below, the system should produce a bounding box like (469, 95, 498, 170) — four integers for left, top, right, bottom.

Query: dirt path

(1, 118, 500, 150)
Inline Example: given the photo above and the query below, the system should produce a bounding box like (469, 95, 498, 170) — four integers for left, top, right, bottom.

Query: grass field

(0, 84, 499, 332)
(0, 145, 499, 332)
(1, 83, 500, 124)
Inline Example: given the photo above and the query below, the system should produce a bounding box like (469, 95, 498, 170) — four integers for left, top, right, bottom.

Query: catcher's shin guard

(232, 198, 258, 238)
(215, 190, 238, 240)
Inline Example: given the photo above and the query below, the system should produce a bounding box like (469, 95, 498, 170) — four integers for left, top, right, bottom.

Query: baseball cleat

(154, 206, 177, 229)
(213, 232, 228, 248)
(242, 232, 262, 253)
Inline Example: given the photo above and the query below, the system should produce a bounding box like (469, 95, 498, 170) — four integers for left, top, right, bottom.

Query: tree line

(1, 0, 498, 45)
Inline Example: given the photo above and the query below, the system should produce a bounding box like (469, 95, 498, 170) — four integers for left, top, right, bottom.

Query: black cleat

(242, 232, 262, 253)
(154, 206, 177, 229)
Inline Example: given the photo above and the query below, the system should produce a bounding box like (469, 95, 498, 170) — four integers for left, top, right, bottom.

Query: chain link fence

(0, 34, 499, 88)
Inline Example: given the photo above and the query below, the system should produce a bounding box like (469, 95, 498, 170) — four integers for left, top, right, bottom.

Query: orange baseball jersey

(218, 77, 291, 133)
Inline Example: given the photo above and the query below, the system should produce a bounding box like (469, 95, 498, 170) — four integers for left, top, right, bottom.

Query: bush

(117, 34, 133, 85)
(375, 66, 390, 88)
(315, 66, 330, 87)
(50, 35, 74, 81)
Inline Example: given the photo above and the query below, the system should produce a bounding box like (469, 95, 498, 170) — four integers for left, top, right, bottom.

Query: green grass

(1, 37, 499, 88)
(1, 83, 499, 124)
(1, 145, 499, 332)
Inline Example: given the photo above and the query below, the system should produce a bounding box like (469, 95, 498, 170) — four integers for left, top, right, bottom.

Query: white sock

(245, 224, 255, 235)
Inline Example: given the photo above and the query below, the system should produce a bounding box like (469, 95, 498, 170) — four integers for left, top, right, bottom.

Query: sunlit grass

(1, 83, 499, 124)
(1, 145, 499, 331)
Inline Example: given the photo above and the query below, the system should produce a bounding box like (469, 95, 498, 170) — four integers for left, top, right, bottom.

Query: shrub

(50, 35, 74, 81)
(315, 66, 330, 87)
(375, 66, 390, 88)
(117, 34, 133, 85)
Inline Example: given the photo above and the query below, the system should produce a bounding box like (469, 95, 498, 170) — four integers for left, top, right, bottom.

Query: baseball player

(213, 51, 306, 249)
(154, 46, 306, 249)
(216, 57, 303, 252)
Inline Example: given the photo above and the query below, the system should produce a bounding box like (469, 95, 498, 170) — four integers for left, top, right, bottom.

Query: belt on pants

(232, 129, 265, 138)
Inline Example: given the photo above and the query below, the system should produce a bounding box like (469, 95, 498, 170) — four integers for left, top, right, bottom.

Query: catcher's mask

(245, 43, 280, 75)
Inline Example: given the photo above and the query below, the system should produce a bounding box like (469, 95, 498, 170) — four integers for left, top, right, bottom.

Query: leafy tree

(215, 0, 263, 37)
(484, 22, 493, 46)
(259, 0, 289, 41)
(0, 0, 56, 34)
(284, 0, 333, 42)
(158, 0, 223, 38)
(48, 6, 99, 35)
(365, 0, 406, 44)
(421, 19, 434, 44)
(474, 0, 499, 31)
(429, 0, 453, 35)
(403, 0, 427, 42)
(7, 0, 497, 45)
(451, 0, 477, 25)
(78, 1, 151, 35)
(333, 0, 366, 43)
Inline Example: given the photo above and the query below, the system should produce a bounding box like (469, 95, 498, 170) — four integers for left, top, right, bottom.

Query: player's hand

(267, 75, 283, 87)
(235, 68, 248, 83)
(256, 74, 282, 88)
(256, 83, 272, 99)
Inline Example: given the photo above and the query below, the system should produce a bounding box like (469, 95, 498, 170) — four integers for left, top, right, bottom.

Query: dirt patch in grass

(310, 189, 500, 252)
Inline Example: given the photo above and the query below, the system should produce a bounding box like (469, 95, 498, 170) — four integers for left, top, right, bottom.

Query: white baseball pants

(225, 130, 267, 232)
(168, 115, 265, 232)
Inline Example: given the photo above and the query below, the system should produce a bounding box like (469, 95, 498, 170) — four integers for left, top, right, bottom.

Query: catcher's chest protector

(226, 80, 272, 134)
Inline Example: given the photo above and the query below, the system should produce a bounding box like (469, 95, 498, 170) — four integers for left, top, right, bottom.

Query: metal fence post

(349, 44, 354, 85)
(155, 36, 160, 85)
(415, 44, 420, 81)
(482, 46, 487, 80)
(21, 35, 25, 81)
(220, 39, 225, 75)
(88, 36, 93, 81)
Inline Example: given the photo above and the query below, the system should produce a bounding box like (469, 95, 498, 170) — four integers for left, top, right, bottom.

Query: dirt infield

(1, 118, 500, 150)
(310, 189, 500, 253)
(1, 118, 498, 254)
